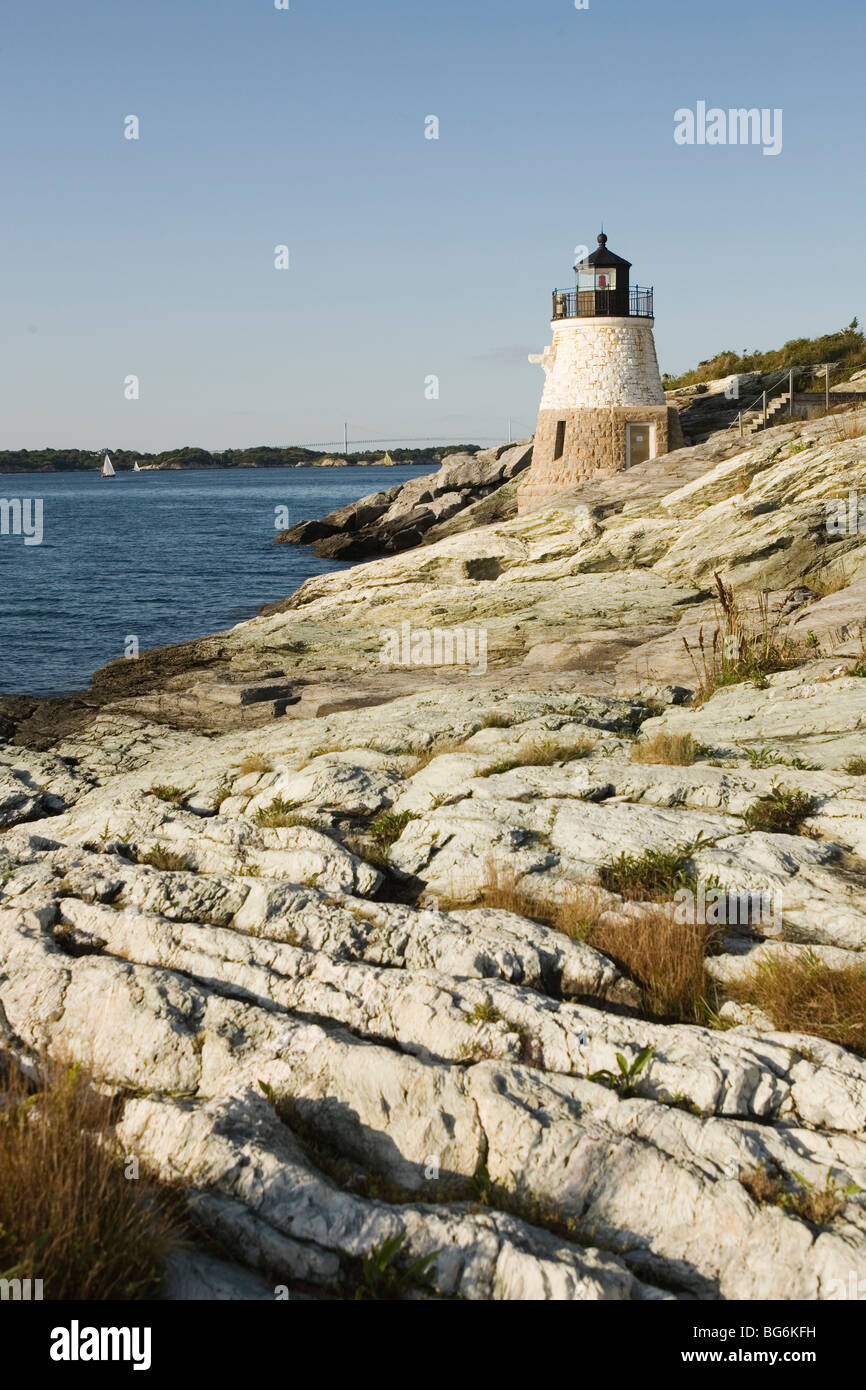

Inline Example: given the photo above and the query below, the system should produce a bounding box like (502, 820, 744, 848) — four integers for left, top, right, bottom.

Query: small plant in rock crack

(599, 838, 705, 900)
(366, 810, 419, 851)
(213, 776, 233, 805)
(844, 755, 866, 776)
(783, 1170, 863, 1224)
(470, 1161, 492, 1205)
(588, 1047, 654, 1097)
(739, 1164, 862, 1226)
(253, 796, 309, 829)
(351, 1234, 438, 1301)
(258, 1079, 277, 1106)
(743, 747, 815, 771)
(742, 784, 817, 835)
(469, 1000, 502, 1026)
(137, 844, 191, 872)
(682, 575, 808, 704)
(148, 785, 188, 805)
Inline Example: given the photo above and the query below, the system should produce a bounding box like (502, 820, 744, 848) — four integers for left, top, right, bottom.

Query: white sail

(101, 453, 115, 478)
(133, 461, 141, 472)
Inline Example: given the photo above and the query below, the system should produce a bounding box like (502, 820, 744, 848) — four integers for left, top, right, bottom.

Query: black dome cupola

(573, 232, 632, 315)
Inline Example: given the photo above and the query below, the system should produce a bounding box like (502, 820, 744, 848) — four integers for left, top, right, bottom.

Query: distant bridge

(297, 435, 502, 451)
(295, 420, 537, 452)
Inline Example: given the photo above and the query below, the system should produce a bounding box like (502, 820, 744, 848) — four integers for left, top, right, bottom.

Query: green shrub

(742, 784, 816, 834)
(599, 839, 704, 900)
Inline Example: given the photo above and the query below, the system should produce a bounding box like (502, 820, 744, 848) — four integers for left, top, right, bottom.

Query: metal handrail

(552, 285, 654, 320)
(730, 362, 838, 433)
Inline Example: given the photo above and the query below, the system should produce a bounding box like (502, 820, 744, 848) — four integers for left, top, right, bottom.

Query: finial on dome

(597, 231, 607, 247)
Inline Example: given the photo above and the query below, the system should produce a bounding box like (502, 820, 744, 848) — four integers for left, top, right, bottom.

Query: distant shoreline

(0, 460, 436, 477)
(0, 445, 485, 476)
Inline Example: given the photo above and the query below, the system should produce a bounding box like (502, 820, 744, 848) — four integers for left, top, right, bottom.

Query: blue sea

(0, 465, 422, 696)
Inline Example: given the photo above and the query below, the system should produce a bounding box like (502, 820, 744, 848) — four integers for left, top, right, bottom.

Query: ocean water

(0, 465, 423, 697)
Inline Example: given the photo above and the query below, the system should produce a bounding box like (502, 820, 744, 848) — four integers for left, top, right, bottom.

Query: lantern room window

(577, 268, 616, 291)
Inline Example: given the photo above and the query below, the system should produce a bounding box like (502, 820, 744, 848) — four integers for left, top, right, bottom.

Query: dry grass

(0, 1058, 178, 1298)
(807, 561, 854, 598)
(457, 861, 712, 1023)
(824, 405, 866, 441)
(585, 911, 713, 1023)
(729, 950, 866, 1053)
(682, 575, 808, 704)
(237, 754, 273, 775)
(630, 733, 706, 766)
(844, 756, 866, 776)
(401, 738, 469, 775)
(739, 1164, 785, 1207)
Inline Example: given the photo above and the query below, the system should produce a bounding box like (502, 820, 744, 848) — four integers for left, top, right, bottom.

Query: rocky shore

(274, 441, 534, 559)
(2, 394, 866, 1300)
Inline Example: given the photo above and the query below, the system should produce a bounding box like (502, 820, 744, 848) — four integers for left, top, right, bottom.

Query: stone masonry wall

(518, 405, 684, 510)
(538, 317, 666, 411)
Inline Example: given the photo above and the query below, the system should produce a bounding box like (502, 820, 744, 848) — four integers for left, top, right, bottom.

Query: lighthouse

(518, 233, 683, 510)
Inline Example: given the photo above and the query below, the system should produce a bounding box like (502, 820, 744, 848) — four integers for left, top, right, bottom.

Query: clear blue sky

(1, 0, 862, 452)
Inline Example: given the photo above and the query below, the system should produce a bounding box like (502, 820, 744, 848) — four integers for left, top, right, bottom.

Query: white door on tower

(626, 424, 654, 468)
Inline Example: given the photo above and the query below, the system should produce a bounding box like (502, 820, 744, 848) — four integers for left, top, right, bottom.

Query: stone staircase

(741, 389, 863, 436)
(741, 391, 793, 435)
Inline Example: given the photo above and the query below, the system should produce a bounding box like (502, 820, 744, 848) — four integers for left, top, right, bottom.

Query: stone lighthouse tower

(518, 233, 683, 510)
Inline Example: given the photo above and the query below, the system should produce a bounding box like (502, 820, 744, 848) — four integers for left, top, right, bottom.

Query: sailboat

(100, 453, 115, 479)
(132, 461, 141, 472)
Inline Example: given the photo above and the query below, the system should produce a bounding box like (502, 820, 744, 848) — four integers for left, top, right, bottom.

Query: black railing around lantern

(551, 285, 654, 320)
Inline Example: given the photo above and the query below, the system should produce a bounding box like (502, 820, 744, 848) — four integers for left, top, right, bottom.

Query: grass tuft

(237, 754, 273, 776)
(729, 950, 866, 1053)
(253, 796, 311, 829)
(148, 785, 188, 805)
(479, 733, 595, 776)
(449, 861, 713, 1023)
(682, 576, 808, 704)
(630, 733, 707, 766)
(138, 844, 191, 872)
